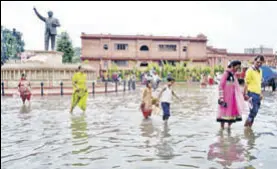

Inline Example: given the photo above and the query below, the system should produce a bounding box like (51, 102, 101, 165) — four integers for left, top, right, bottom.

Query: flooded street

(1, 85, 277, 169)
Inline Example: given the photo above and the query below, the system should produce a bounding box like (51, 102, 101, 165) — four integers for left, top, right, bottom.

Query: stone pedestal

(22, 50, 63, 65)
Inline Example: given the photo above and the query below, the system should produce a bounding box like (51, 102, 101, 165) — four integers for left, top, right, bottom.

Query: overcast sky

(2, 1, 277, 53)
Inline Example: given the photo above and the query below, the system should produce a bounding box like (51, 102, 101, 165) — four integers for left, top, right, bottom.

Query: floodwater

(1, 85, 277, 169)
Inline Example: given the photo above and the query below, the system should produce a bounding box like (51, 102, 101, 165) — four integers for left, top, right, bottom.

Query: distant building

(81, 33, 208, 76)
(81, 33, 276, 76)
(244, 46, 273, 55)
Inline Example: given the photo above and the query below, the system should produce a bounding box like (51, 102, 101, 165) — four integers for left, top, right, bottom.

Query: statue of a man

(33, 7, 60, 51)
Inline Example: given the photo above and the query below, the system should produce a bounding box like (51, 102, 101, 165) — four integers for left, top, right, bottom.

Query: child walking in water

(141, 81, 153, 119)
(158, 77, 180, 122)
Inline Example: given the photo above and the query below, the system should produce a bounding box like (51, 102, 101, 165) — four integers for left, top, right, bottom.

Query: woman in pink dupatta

(218, 60, 246, 129)
(18, 73, 32, 105)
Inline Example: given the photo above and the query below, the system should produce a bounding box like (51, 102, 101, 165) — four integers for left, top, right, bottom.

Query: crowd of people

(16, 55, 271, 130)
(140, 69, 161, 90)
(139, 55, 268, 129)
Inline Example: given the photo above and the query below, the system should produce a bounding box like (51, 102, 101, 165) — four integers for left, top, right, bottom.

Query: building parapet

(81, 34, 207, 42)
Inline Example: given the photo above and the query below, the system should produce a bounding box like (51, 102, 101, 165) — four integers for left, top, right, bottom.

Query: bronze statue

(33, 7, 60, 51)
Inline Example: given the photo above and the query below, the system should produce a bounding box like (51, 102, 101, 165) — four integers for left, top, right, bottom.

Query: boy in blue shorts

(158, 77, 180, 121)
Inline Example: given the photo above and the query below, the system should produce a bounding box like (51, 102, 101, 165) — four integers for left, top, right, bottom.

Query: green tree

(108, 63, 119, 77)
(162, 61, 174, 78)
(201, 66, 211, 75)
(56, 32, 74, 63)
(147, 62, 161, 75)
(214, 65, 224, 74)
(72, 47, 81, 63)
(1, 26, 25, 65)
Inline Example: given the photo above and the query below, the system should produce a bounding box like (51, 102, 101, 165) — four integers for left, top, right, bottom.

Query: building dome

(197, 33, 207, 39)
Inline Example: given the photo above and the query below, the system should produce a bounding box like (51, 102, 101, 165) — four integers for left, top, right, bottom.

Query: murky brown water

(1, 85, 277, 169)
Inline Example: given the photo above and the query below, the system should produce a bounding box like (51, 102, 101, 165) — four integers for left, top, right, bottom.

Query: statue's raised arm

(33, 7, 46, 22)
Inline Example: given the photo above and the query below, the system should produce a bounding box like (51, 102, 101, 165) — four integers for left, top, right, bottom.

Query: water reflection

(18, 105, 32, 120)
(1, 87, 276, 169)
(156, 123, 174, 160)
(140, 120, 174, 160)
(207, 130, 245, 168)
(71, 113, 88, 153)
(19, 104, 31, 114)
(162, 122, 171, 138)
(140, 119, 155, 138)
(244, 128, 258, 162)
(140, 118, 156, 150)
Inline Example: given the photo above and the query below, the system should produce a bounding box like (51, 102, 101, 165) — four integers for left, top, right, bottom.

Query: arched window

(140, 45, 149, 51)
(103, 44, 108, 50)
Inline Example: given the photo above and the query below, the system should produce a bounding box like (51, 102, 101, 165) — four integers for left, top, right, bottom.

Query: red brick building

(81, 33, 276, 76)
